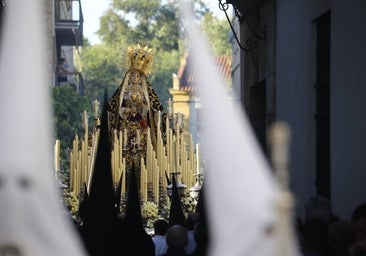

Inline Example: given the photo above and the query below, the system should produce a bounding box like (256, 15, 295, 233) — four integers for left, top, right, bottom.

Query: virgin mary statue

(107, 44, 166, 172)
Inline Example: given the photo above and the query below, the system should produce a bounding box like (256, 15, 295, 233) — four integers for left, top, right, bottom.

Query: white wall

(276, 0, 366, 220)
(331, 0, 366, 219)
(231, 0, 366, 220)
(275, 0, 330, 219)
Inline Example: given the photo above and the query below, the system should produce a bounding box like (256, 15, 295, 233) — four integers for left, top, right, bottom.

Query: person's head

(302, 218, 329, 252)
(165, 225, 188, 249)
(304, 195, 333, 223)
(59, 58, 66, 64)
(193, 222, 207, 246)
(154, 219, 169, 236)
(185, 212, 200, 231)
(352, 203, 366, 242)
(129, 69, 142, 85)
(328, 220, 355, 256)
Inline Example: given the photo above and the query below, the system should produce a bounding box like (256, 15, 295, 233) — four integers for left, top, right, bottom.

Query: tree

(84, 0, 187, 104)
(78, 43, 125, 101)
(201, 12, 232, 56)
(150, 3, 180, 51)
(52, 85, 90, 160)
(151, 49, 181, 102)
(98, 8, 130, 45)
(103, 0, 209, 46)
(79, 0, 229, 105)
(107, 0, 161, 45)
(55, 0, 232, 159)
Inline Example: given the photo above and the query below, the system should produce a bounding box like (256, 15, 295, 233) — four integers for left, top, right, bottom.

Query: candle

(122, 158, 126, 194)
(170, 130, 173, 173)
(92, 99, 100, 118)
(166, 116, 170, 135)
(155, 166, 159, 205)
(196, 143, 200, 175)
(177, 112, 184, 127)
(140, 160, 144, 201)
(136, 129, 140, 145)
(175, 130, 179, 171)
(54, 140, 59, 172)
(119, 130, 123, 156)
(157, 110, 161, 128)
(83, 110, 88, 129)
(172, 138, 176, 172)
(167, 98, 173, 117)
(123, 128, 127, 149)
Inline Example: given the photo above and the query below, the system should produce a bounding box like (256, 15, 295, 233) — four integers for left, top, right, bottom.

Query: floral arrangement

(60, 187, 198, 228)
(158, 192, 197, 220)
(181, 193, 197, 217)
(62, 189, 80, 222)
(142, 201, 160, 228)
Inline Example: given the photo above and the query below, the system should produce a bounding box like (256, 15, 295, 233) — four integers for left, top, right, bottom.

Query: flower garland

(62, 189, 80, 222)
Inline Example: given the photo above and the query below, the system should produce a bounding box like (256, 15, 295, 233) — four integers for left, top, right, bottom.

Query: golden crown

(126, 43, 153, 75)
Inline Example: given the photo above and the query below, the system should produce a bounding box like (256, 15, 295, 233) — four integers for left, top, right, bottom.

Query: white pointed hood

(178, 1, 301, 255)
(0, 1, 86, 255)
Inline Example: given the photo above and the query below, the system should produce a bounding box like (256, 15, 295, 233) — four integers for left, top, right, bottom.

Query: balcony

(55, 0, 83, 46)
(55, 71, 84, 94)
(226, 0, 262, 14)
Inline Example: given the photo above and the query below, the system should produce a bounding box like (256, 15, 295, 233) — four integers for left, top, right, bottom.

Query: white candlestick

(196, 143, 200, 175)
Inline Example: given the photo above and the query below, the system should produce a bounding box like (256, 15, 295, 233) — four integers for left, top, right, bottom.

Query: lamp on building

(218, 0, 250, 51)
(92, 99, 100, 119)
(218, 0, 266, 51)
(166, 172, 186, 197)
(65, 147, 72, 162)
(175, 112, 185, 130)
(165, 98, 185, 133)
(220, 0, 243, 22)
(166, 98, 173, 118)
(189, 173, 203, 202)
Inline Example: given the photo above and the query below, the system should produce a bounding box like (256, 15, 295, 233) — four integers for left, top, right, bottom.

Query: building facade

(228, 0, 366, 220)
(53, 0, 84, 92)
(170, 53, 232, 146)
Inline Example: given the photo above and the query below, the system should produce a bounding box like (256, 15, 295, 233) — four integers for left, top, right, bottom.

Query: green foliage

(150, 3, 181, 51)
(52, 85, 90, 159)
(79, 43, 126, 100)
(77, 0, 231, 109)
(81, 0, 188, 103)
(150, 49, 181, 103)
(98, 8, 130, 45)
(201, 12, 232, 55)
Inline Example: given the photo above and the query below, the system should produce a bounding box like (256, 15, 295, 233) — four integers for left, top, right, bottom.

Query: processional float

(54, 100, 203, 205)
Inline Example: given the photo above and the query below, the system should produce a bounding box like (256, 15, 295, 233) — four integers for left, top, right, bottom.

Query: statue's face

(130, 70, 141, 85)
(131, 106, 138, 115)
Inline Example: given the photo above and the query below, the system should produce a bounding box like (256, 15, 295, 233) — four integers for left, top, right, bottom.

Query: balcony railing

(55, 0, 83, 46)
(55, 71, 84, 94)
